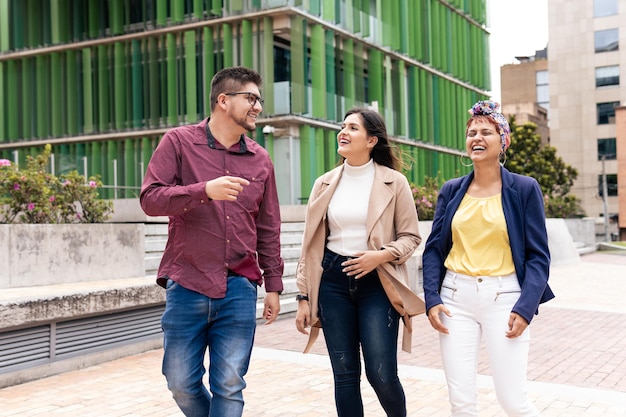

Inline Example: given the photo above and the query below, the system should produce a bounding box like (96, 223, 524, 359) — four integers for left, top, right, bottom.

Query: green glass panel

(109, 0, 124, 35)
(314, 128, 325, 174)
(10, 0, 23, 49)
(87, 0, 99, 38)
(262, 18, 274, 115)
(241, 20, 253, 69)
(360, 0, 370, 38)
(171, 0, 184, 22)
(204, 27, 215, 115)
(141, 137, 152, 178)
(325, 30, 336, 122)
(90, 142, 101, 183)
(352, 0, 360, 33)
(66, 50, 78, 135)
(166, 33, 177, 126)
(105, 141, 117, 199)
(367, 49, 383, 108)
(114, 42, 127, 130)
(325, 129, 338, 171)
(0, 0, 9, 51)
(299, 125, 314, 198)
(124, 139, 136, 197)
(35, 55, 49, 138)
(184, 30, 197, 122)
(394, 60, 406, 137)
(290, 17, 305, 114)
(97, 45, 110, 132)
(210, 0, 222, 16)
(342, 38, 355, 112)
(354, 42, 364, 105)
(222, 24, 233, 68)
(71, 0, 84, 41)
(131, 39, 143, 128)
(0, 62, 4, 141)
(147, 37, 160, 126)
(310, 24, 325, 119)
(20, 58, 32, 139)
(193, 0, 203, 18)
(156, 0, 167, 25)
(50, 52, 63, 137)
(82, 48, 94, 134)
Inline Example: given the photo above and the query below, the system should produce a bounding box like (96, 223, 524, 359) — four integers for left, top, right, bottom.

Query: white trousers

(439, 270, 540, 417)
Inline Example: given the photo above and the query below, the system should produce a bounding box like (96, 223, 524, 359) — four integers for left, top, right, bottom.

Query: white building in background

(548, 0, 625, 219)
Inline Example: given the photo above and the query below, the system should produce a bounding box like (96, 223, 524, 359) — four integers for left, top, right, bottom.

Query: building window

(598, 138, 616, 160)
(594, 0, 618, 17)
(597, 101, 620, 124)
(536, 70, 550, 116)
(596, 65, 620, 87)
(595, 29, 619, 53)
(598, 174, 618, 197)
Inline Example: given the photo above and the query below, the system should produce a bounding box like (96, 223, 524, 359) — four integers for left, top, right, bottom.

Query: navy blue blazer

(422, 166, 555, 324)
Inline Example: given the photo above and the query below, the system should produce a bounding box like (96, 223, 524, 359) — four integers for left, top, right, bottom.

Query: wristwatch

(295, 294, 309, 301)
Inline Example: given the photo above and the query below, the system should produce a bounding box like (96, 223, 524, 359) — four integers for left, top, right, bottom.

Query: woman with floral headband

(422, 100, 554, 416)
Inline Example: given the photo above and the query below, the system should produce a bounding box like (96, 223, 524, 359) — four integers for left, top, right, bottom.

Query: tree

(506, 119, 585, 218)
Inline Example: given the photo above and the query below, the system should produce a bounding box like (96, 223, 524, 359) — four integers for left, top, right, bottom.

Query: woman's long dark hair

(343, 108, 403, 171)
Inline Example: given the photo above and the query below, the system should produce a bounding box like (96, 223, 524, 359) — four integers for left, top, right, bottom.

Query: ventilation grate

(0, 305, 164, 375)
(0, 326, 51, 371)
(56, 306, 164, 357)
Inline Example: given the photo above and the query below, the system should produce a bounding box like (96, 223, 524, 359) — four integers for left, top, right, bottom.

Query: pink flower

(0, 159, 10, 167)
(49, 196, 56, 202)
(88, 180, 97, 188)
(13, 183, 20, 190)
(62, 180, 71, 186)
(27, 203, 35, 211)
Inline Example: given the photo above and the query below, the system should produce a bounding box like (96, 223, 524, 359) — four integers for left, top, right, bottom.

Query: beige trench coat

(296, 162, 425, 353)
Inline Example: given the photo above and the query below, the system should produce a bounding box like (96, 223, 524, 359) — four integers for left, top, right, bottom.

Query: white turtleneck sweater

(326, 159, 375, 256)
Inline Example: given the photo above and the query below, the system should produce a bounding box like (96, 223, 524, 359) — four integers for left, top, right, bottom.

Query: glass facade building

(0, 0, 490, 204)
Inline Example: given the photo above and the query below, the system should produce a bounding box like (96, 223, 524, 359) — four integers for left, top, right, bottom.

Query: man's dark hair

(210, 67, 263, 111)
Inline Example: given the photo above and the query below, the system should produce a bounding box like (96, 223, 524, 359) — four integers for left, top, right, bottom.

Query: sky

(487, 0, 549, 103)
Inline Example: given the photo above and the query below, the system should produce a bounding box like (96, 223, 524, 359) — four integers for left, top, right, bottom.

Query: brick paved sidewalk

(2, 252, 626, 416)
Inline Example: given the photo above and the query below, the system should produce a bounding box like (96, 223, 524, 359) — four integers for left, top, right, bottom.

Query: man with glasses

(140, 66, 284, 417)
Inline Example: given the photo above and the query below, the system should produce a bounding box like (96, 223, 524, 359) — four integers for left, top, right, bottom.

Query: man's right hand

(205, 176, 250, 201)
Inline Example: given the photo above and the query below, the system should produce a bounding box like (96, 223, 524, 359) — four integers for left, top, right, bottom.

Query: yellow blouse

(444, 193, 515, 276)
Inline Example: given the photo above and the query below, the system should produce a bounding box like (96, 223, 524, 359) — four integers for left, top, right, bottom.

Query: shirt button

(200, 200, 204, 204)
(477, 278, 483, 283)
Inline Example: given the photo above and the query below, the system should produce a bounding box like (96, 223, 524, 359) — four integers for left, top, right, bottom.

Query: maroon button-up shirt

(140, 119, 284, 298)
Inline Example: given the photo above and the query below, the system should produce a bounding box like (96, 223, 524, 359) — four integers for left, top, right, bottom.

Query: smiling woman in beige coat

(295, 108, 424, 417)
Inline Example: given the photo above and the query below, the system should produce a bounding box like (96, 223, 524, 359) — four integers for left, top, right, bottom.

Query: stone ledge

(0, 277, 164, 331)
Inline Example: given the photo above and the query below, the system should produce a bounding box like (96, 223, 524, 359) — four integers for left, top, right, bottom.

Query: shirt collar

(205, 118, 249, 154)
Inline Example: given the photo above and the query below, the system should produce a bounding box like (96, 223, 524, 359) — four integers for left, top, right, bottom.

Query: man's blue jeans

(161, 276, 258, 417)
(318, 249, 406, 417)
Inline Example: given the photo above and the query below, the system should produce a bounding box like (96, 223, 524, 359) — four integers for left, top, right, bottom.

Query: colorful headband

(468, 100, 511, 151)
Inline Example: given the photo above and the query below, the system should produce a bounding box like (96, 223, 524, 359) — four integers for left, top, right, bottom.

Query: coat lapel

(366, 164, 395, 241)
(304, 166, 343, 239)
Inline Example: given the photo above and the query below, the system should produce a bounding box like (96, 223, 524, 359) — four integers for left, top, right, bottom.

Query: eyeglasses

(223, 92, 264, 107)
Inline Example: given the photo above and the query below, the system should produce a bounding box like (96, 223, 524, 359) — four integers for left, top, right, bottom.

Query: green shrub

(0, 145, 113, 224)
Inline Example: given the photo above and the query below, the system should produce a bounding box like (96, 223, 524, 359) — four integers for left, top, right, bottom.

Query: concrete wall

(0, 224, 145, 289)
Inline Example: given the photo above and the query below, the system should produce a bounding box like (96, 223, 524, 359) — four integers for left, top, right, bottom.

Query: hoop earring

(499, 151, 507, 166)
(460, 155, 473, 167)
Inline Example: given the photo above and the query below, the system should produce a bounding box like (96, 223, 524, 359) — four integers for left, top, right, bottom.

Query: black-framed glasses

(223, 91, 264, 107)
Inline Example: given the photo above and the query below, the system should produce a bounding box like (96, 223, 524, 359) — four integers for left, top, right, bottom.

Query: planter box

(0, 224, 145, 289)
